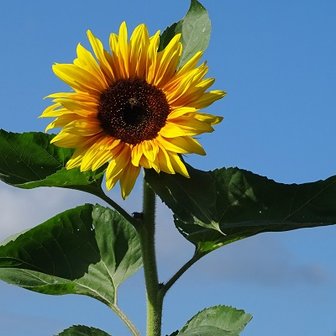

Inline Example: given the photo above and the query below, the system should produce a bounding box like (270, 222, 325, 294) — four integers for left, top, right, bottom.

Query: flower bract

(41, 22, 225, 198)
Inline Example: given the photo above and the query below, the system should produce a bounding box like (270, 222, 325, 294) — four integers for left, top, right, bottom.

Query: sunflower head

(40, 22, 225, 198)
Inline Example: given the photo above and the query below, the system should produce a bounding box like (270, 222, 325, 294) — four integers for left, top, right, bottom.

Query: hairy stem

(137, 181, 162, 336)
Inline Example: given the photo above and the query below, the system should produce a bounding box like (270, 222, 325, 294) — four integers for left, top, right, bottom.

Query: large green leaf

(57, 325, 111, 336)
(0, 130, 104, 192)
(0, 204, 142, 306)
(176, 305, 252, 336)
(146, 165, 336, 253)
(159, 0, 211, 66)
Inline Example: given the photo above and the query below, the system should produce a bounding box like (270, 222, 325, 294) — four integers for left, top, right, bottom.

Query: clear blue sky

(1, 1, 336, 335)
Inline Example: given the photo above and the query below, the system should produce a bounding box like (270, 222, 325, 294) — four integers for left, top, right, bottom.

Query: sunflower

(41, 22, 225, 198)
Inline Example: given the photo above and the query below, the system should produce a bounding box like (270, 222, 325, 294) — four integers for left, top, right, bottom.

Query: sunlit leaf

(179, 0, 211, 66)
(177, 305, 252, 336)
(146, 165, 336, 253)
(159, 0, 211, 66)
(0, 204, 142, 306)
(57, 325, 111, 336)
(0, 130, 104, 193)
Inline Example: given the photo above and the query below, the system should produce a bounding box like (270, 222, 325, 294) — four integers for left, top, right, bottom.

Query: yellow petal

(62, 119, 102, 136)
(153, 34, 182, 86)
(130, 24, 150, 77)
(86, 30, 115, 83)
(45, 113, 79, 132)
(158, 135, 205, 155)
(169, 153, 189, 177)
(105, 145, 130, 190)
(66, 148, 86, 169)
(161, 116, 215, 137)
(172, 136, 206, 155)
(146, 31, 161, 83)
(47, 91, 98, 103)
(177, 51, 203, 75)
(116, 21, 129, 78)
(40, 104, 68, 118)
(52, 64, 105, 94)
(165, 64, 208, 104)
(91, 150, 112, 171)
(197, 78, 215, 90)
(54, 99, 98, 117)
(120, 164, 141, 199)
(192, 90, 227, 109)
(142, 140, 159, 163)
(156, 145, 175, 174)
(194, 112, 223, 125)
(51, 131, 86, 148)
(81, 138, 120, 171)
(74, 43, 109, 89)
(167, 107, 197, 120)
(105, 163, 123, 190)
(156, 135, 189, 154)
(131, 143, 143, 167)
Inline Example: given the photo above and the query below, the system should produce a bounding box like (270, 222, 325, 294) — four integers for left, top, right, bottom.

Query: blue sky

(1, 0, 336, 335)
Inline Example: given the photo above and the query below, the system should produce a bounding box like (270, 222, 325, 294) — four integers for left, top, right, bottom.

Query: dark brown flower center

(97, 78, 170, 144)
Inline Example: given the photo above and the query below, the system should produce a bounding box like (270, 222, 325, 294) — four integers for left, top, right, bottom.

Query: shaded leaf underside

(146, 164, 336, 253)
(0, 129, 104, 191)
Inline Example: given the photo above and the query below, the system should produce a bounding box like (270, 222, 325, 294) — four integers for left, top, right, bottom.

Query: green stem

(137, 180, 162, 336)
(161, 251, 205, 296)
(91, 186, 136, 226)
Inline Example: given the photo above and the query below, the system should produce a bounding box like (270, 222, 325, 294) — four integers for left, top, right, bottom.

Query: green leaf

(159, 22, 182, 51)
(146, 165, 336, 253)
(177, 305, 252, 336)
(0, 204, 142, 306)
(159, 0, 211, 66)
(0, 130, 104, 193)
(57, 325, 111, 336)
(179, 0, 211, 66)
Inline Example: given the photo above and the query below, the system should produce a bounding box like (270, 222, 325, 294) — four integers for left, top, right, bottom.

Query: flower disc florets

(98, 78, 170, 144)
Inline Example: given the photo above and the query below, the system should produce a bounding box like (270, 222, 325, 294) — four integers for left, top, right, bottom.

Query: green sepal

(0, 204, 142, 307)
(146, 165, 336, 254)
